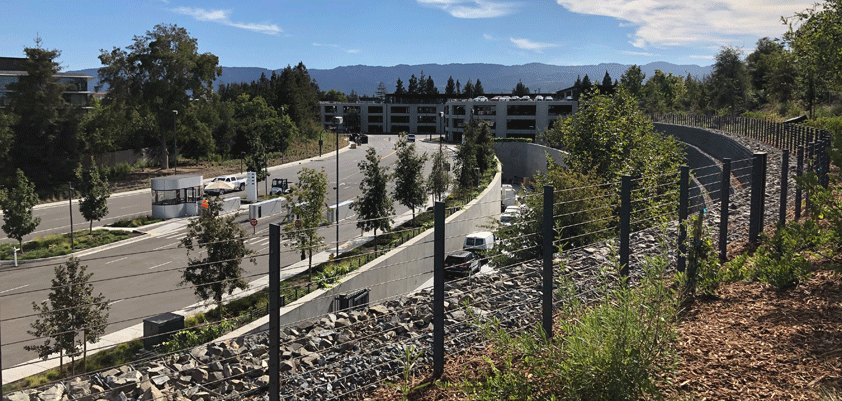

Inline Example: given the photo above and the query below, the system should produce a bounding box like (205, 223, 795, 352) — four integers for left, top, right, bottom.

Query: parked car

(464, 231, 495, 252)
(444, 250, 480, 278)
(407, 133, 415, 142)
(499, 213, 516, 226)
(204, 175, 245, 195)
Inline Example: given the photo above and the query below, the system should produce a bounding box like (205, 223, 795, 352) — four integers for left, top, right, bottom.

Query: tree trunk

(90, 220, 93, 234)
(83, 330, 87, 373)
(374, 228, 378, 254)
(59, 348, 63, 377)
(161, 130, 169, 170)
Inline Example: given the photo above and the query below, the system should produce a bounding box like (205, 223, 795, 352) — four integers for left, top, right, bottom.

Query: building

(0, 56, 94, 107)
(319, 93, 577, 142)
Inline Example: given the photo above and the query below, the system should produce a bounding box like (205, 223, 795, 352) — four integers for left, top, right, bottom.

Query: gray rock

(139, 385, 164, 401)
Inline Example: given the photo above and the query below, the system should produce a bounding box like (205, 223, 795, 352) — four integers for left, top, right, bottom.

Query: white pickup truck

(204, 175, 246, 195)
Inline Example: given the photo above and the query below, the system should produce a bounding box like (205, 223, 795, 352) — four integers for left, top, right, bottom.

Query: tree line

(0, 25, 328, 197)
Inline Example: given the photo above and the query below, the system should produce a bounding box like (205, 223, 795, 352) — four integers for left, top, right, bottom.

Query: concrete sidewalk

(1, 190, 437, 385)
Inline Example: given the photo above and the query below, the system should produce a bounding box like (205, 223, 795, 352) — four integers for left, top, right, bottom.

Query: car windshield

(500, 215, 515, 224)
(445, 255, 469, 265)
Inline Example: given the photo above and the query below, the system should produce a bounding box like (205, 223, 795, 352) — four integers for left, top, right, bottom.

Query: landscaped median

(0, 229, 141, 262)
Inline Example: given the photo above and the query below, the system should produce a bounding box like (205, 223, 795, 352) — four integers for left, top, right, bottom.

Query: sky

(0, 0, 816, 72)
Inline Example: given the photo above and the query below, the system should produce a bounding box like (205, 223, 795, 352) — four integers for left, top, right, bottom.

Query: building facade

(0, 57, 94, 107)
(319, 94, 577, 142)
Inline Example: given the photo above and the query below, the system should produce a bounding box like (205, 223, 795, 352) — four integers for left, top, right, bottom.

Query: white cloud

(483, 33, 495, 40)
(172, 7, 281, 35)
(313, 43, 361, 54)
(555, 0, 813, 49)
(690, 54, 715, 60)
(510, 37, 559, 52)
(621, 50, 657, 57)
(417, 0, 520, 18)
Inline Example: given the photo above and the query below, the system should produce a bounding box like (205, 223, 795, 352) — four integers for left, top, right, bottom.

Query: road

(0, 135, 457, 369)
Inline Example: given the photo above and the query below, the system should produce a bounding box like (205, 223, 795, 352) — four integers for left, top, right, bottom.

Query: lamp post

(332, 116, 343, 257)
(439, 111, 444, 143)
(68, 182, 74, 250)
(172, 110, 178, 174)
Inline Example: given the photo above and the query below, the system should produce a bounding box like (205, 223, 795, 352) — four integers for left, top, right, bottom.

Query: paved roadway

(0, 135, 456, 369)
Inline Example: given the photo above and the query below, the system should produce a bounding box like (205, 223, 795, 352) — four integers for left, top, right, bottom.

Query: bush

(753, 224, 813, 289)
(465, 242, 679, 400)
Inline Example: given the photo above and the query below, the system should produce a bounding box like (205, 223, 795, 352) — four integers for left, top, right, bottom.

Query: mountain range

(71, 61, 713, 95)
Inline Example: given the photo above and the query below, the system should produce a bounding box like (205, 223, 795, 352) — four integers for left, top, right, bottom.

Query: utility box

(143, 312, 184, 350)
(246, 171, 258, 201)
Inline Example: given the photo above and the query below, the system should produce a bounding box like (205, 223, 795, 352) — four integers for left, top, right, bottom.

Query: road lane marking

(109, 299, 123, 306)
(0, 284, 29, 294)
(154, 242, 181, 251)
(258, 246, 269, 253)
(105, 257, 128, 265)
(148, 261, 172, 270)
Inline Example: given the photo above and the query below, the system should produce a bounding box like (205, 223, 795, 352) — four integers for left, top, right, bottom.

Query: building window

(324, 105, 337, 114)
(453, 105, 465, 115)
(417, 115, 437, 124)
(548, 104, 574, 115)
(343, 106, 361, 113)
(324, 114, 335, 122)
(417, 106, 436, 114)
(478, 119, 496, 129)
(392, 125, 410, 133)
(417, 126, 436, 134)
(474, 105, 496, 116)
(368, 106, 383, 114)
(392, 115, 410, 123)
(367, 124, 383, 133)
(507, 105, 536, 116)
(507, 119, 536, 130)
(452, 118, 464, 128)
(391, 106, 409, 114)
(368, 115, 383, 123)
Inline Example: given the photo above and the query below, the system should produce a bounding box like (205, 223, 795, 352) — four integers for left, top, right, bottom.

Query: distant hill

(71, 62, 712, 96)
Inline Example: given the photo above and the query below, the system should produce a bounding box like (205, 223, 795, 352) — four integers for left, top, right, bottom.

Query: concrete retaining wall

(253, 167, 502, 331)
(248, 198, 285, 220)
(654, 123, 753, 188)
(494, 142, 567, 184)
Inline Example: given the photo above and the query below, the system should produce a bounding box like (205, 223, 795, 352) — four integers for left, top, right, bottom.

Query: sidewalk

(1, 188, 437, 385)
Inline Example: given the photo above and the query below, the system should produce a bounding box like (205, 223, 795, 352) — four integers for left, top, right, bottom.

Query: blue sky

(1, 0, 814, 71)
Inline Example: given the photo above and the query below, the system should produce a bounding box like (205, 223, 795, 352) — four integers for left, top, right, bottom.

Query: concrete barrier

(493, 142, 567, 183)
(249, 166, 503, 332)
(654, 123, 753, 188)
(248, 198, 285, 220)
(221, 197, 241, 215)
(327, 200, 354, 223)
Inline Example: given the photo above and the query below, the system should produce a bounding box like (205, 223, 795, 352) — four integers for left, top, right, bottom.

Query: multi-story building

(319, 93, 577, 142)
(0, 56, 94, 107)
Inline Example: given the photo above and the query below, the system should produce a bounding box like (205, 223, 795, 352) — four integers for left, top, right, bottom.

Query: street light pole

(172, 110, 178, 174)
(439, 111, 444, 143)
(333, 116, 343, 257)
(68, 182, 74, 250)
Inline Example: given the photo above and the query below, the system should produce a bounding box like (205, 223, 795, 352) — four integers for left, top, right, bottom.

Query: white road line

(105, 257, 128, 265)
(0, 284, 29, 294)
(153, 242, 181, 251)
(109, 299, 123, 306)
(148, 261, 172, 270)
(258, 246, 269, 253)
(256, 239, 270, 246)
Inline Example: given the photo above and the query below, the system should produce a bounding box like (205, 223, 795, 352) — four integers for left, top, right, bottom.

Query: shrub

(753, 224, 813, 289)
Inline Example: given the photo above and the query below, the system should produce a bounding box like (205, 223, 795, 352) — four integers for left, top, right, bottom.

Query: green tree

(600, 71, 614, 94)
(25, 258, 109, 376)
(619, 65, 646, 99)
(512, 80, 530, 96)
(0, 169, 41, 250)
(244, 134, 268, 181)
(455, 120, 480, 189)
(0, 111, 14, 164)
(283, 168, 327, 279)
(393, 135, 429, 222)
(271, 62, 321, 133)
(581, 74, 593, 94)
(408, 74, 419, 95)
(98, 24, 221, 169)
(376, 81, 388, 101)
(395, 78, 406, 95)
(445, 76, 457, 96)
(427, 143, 451, 202)
(344, 108, 362, 134)
(77, 98, 125, 158)
(463, 79, 475, 98)
(8, 39, 80, 190)
(352, 147, 394, 254)
(425, 76, 438, 95)
(475, 79, 485, 95)
(76, 158, 110, 234)
(710, 46, 749, 114)
(233, 93, 293, 154)
(642, 70, 685, 113)
(180, 197, 255, 319)
(456, 79, 462, 95)
(321, 89, 348, 102)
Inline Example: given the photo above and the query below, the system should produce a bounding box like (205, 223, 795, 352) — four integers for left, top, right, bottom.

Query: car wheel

(240, 183, 245, 191)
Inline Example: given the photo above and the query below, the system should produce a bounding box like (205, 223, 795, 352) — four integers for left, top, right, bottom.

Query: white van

(464, 231, 495, 252)
(501, 184, 516, 210)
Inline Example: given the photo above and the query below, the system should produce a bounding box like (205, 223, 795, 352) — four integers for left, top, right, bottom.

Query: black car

(444, 250, 480, 278)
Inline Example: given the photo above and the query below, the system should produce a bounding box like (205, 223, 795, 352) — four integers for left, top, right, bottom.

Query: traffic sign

(295, 219, 302, 228)
(250, 218, 258, 227)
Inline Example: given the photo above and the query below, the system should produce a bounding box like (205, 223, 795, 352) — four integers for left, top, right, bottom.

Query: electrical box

(246, 171, 258, 201)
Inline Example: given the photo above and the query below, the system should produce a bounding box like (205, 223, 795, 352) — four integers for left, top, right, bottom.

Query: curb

(0, 230, 150, 268)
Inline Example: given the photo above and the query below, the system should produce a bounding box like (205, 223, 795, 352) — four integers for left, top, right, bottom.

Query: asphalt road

(0, 135, 456, 369)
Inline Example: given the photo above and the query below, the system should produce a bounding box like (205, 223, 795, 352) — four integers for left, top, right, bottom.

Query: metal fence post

(749, 153, 767, 244)
(796, 145, 804, 220)
(779, 150, 789, 226)
(807, 142, 815, 215)
(268, 223, 280, 401)
(677, 166, 689, 272)
(719, 159, 731, 262)
(620, 176, 631, 277)
(433, 201, 445, 377)
(542, 185, 554, 340)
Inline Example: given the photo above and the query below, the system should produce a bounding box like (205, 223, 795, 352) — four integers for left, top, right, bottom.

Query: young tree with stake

(283, 167, 328, 282)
